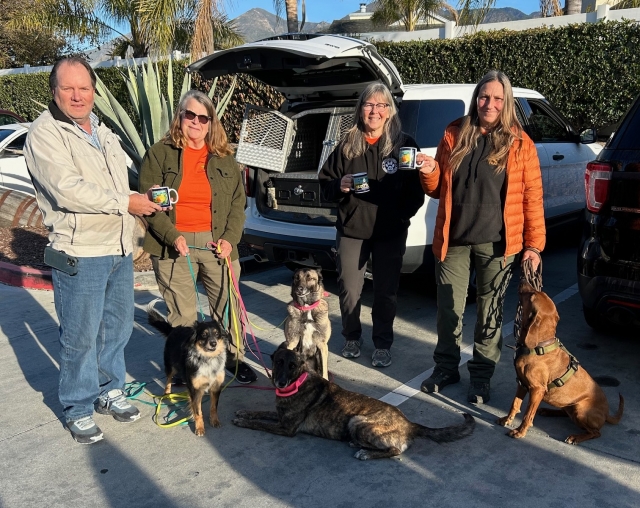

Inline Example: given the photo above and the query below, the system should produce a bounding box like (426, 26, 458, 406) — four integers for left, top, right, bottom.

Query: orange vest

(175, 145, 212, 232)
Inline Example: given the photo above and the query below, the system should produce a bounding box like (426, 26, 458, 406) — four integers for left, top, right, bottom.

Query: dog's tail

(413, 413, 475, 443)
(606, 394, 624, 425)
(147, 299, 172, 338)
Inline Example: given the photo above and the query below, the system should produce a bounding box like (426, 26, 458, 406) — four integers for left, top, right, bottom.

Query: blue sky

(225, 0, 542, 22)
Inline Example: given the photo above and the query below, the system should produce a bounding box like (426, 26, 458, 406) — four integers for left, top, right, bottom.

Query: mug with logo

(151, 187, 179, 208)
(351, 173, 370, 194)
(398, 147, 424, 170)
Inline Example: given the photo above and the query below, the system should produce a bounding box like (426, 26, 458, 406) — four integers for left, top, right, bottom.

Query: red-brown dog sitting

(497, 281, 624, 444)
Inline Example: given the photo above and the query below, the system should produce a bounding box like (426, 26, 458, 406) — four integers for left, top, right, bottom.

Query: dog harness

(512, 338, 580, 391)
(275, 372, 308, 397)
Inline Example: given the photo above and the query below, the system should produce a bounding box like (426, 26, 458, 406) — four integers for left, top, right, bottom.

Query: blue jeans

(53, 254, 134, 422)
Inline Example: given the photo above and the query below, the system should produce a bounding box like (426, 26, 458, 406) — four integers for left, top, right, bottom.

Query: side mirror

(580, 128, 597, 144)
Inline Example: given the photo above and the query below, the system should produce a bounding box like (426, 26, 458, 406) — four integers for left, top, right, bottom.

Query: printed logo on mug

(151, 187, 179, 208)
(398, 147, 424, 170)
(352, 172, 370, 194)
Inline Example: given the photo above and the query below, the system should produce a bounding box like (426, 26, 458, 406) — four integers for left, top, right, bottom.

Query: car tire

(583, 304, 607, 331)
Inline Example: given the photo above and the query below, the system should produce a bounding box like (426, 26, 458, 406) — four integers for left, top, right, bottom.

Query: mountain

(481, 7, 541, 23)
(234, 8, 330, 43)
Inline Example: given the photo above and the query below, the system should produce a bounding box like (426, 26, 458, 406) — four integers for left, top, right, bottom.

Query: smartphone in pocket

(44, 246, 79, 276)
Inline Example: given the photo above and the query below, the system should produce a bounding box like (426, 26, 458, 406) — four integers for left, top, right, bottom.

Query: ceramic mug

(351, 172, 370, 194)
(151, 186, 179, 208)
(398, 147, 424, 170)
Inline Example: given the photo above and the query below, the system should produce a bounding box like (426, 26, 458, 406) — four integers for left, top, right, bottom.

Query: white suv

(191, 34, 602, 273)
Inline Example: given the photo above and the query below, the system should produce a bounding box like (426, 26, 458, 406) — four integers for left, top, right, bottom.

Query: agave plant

(94, 56, 236, 188)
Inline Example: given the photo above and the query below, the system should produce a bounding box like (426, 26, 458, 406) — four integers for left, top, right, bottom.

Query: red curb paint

(0, 261, 53, 290)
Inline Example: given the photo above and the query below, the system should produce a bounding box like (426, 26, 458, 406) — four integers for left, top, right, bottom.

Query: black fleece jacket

(318, 134, 425, 240)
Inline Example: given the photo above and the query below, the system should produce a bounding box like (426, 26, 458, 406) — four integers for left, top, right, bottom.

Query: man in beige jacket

(24, 57, 161, 444)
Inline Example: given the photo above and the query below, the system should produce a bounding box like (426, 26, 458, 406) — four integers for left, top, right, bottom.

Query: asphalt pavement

(1, 232, 639, 508)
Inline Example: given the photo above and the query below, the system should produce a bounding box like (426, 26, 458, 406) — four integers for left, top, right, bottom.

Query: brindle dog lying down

(233, 346, 475, 460)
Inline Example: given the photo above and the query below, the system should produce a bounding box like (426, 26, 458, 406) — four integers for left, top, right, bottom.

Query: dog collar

(292, 300, 321, 311)
(292, 292, 330, 311)
(275, 372, 308, 397)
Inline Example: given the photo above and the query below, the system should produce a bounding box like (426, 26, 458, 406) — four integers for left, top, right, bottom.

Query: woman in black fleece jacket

(319, 83, 425, 368)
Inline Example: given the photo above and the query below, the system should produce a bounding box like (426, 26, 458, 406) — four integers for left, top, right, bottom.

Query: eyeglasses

(182, 109, 212, 124)
(362, 102, 390, 112)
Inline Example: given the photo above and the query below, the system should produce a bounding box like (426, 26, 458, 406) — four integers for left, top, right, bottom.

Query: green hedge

(0, 61, 283, 143)
(375, 20, 640, 130)
(2, 20, 639, 136)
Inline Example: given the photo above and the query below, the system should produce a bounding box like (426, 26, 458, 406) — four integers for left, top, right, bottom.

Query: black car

(578, 94, 640, 330)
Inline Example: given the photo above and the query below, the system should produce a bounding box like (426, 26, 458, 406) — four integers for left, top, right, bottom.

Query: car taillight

(242, 165, 253, 198)
(585, 161, 612, 213)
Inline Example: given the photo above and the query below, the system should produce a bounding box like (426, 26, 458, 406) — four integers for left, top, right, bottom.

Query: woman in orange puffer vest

(417, 70, 545, 405)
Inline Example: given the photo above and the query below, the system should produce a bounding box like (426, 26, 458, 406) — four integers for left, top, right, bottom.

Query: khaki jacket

(420, 118, 546, 262)
(24, 105, 134, 258)
(138, 141, 245, 261)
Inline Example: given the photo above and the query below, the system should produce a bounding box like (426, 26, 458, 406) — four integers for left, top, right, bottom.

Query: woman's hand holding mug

(340, 174, 354, 193)
(417, 154, 437, 174)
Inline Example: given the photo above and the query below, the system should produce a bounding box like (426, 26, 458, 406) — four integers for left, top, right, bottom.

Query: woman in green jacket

(139, 89, 256, 384)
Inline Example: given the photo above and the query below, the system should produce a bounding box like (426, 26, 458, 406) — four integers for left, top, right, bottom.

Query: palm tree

(9, 0, 243, 58)
(273, 0, 306, 33)
(370, 0, 495, 32)
(540, 0, 562, 16)
(565, 0, 581, 14)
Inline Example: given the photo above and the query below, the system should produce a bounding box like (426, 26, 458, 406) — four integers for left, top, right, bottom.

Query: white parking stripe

(379, 284, 579, 407)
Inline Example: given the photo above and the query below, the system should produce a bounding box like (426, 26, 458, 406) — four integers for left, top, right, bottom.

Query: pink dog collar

(292, 292, 330, 311)
(275, 372, 308, 397)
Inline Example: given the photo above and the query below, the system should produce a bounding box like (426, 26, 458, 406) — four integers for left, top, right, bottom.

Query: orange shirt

(365, 136, 380, 145)
(175, 145, 212, 232)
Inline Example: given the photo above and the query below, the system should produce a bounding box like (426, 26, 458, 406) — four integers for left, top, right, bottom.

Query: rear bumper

(242, 228, 434, 274)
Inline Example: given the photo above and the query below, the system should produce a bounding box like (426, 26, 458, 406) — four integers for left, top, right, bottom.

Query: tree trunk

(285, 0, 298, 32)
(565, 0, 582, 14)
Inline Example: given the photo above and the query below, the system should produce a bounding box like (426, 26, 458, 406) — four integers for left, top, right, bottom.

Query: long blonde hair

(342, 83, 403, 159)
(448, 70, 523, 173)
(163, 89, 233, 157)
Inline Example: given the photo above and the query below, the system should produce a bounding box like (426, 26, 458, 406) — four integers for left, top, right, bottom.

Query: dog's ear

(316, 268, 323, 282)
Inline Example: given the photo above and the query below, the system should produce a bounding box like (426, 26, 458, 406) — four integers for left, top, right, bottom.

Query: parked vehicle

(578, 93, 640, 330)
(0, 109, 26, 126)
(190, 34, 602, 273)
(0, 123, 33, 195)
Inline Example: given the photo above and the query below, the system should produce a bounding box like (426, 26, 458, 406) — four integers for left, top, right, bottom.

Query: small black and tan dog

(284, 268, 331, 380)
(233, 345, 475, 460)
(148, 306, 229, 437)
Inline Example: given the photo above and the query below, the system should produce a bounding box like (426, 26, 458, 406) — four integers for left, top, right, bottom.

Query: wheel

(583, 304, 607, 331)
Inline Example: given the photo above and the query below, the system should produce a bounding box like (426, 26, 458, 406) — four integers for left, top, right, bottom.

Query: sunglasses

(182, 109, 212, 125)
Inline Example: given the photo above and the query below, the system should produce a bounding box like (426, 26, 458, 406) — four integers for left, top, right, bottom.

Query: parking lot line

(379, 283, 579, 407)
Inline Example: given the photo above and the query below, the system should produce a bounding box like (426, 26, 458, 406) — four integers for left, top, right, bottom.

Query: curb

(0, 261, 53, 290)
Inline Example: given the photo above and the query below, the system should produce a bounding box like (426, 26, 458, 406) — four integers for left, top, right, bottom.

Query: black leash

(513, 256, 543, 342)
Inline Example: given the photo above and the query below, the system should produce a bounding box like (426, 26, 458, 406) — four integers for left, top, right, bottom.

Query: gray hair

(342, 83, 403, 159)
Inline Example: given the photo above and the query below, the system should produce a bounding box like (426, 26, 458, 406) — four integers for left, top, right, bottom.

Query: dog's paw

(195, 427, 206, 437)
(354, 449, 371, 461)
(564, 435, 580, 445)
(496, 416, 512, 427)
(232, 418, 246, 427)
(508, 428, 527, 439)
(235, 410, 250, 418)
(348, 441, 357, 448)
(210, 418, 222, 428)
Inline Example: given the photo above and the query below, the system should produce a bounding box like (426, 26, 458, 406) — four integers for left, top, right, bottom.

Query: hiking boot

(67, 416, 104, 445)
(371, 349, 392, 367)
(420, 369, 461, 394)
(227, 361, 257, 384)
(467, 382, 491, 404)
(341, 340, 361, 359)
(96, 389, 141, 422)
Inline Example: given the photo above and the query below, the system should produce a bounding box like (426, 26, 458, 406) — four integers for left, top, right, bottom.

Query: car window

(0, 114, 19, 126)
(5, 133, 27, 153)
(399, 99, 466, 148)
(0, 129, 17, 144)
(525, 100, 573, 143)
(612, 102, 640, 150)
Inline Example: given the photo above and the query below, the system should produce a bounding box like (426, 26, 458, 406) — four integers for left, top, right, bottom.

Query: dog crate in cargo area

(235, 105, 354, 174)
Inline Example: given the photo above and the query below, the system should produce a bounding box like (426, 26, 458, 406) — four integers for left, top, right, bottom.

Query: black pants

(336, 230, 407, 350)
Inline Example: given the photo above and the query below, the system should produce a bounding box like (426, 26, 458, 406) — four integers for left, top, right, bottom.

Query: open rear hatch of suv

(188, 34, 403, 226)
